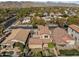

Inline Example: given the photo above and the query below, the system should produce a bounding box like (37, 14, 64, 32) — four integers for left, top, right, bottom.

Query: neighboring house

(58, 16, 63, 19)
(28, 25, 52, 49)
(70, 11, 76, 16)
(36, 16, 41, 20)
(42, 16, 51, 21)
(64, 10, 68, 14)
(21, 17, 31, 23)
(53, 27, 75, 48)
(53, 15, 57, 19)
(56, 12, 63, 16)
(50, 12, 54, 17)
(68, 24, 79, 45)
(43, 12, 48, 16)
(48, 24, 58, 28)
(1, 28, 30, 49)
(67, 11, 76, 16)
(29, 13, 36, 17)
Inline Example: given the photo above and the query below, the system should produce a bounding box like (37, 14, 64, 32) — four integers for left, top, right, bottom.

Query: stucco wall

(43, 44, 48, 48)
(68, 27, 79, 44)
(29, 44, 42, 49)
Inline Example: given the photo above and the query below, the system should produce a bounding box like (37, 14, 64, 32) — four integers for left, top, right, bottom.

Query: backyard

(60, 49, 79, 56)
(13, 42, 24, 51)
(0, 51, 14, 57)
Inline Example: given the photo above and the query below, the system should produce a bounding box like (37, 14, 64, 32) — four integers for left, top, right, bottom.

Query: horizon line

(0, 1, 79, 2)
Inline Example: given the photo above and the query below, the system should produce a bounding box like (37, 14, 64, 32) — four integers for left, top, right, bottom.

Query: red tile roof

(37, 25, 50, 35)
(29, 38, 52, 45)
(42, 39, 52, 44)
(69, 24, 79, 32)
(53, 28, 73, 45)
(29, 38, 42, 45)
(29, 25, 52, 45)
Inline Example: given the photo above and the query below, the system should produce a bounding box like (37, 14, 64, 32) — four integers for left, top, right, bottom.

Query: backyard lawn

(30, 48, 56, 57)
(60, 49, 79, 56)
(13, 42, 24, 52)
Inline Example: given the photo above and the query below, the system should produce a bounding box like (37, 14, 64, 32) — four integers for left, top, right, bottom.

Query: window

(75, 37, 77, 42)
(71, 34, 73, 37)
(75, 37, 77, 40)
(75, 37, 77, 45)
(44, 35, 48, 38)
(3, 45, 7, 48)
(72, 29, 73, 32)
(42, 34, 50, 39)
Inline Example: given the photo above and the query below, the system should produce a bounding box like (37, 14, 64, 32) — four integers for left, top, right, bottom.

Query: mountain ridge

(0, 1, 79, 8)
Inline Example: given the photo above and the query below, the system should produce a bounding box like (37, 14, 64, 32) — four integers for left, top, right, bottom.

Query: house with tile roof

(53, 27, 75, 49)
(42, 16, 51, 21)
(28, 25, 52, 49)
(68, 24, 79, 45)
(1, 28, 31, 49)
(21, 17, 31, 24)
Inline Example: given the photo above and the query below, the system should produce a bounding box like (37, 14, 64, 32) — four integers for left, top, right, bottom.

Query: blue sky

(0, 0, 79, 2)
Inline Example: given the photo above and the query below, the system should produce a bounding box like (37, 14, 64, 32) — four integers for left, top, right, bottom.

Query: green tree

(13, 42, 24, 52)
(67, 17, 79, 25)
(48, 42, 55, 48)
(31, 17, 46, 26)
